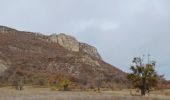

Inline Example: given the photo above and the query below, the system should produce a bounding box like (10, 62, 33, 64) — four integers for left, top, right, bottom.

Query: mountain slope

(0, 26, 127, 88)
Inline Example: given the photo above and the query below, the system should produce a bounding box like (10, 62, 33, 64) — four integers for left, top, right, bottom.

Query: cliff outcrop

(48, 33, 102, 60)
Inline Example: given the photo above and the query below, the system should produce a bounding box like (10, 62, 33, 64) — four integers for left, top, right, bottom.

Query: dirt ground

(0, 87, 170, 100)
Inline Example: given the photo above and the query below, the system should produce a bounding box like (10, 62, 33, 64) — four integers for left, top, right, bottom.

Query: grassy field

(0, 87, 170, 100)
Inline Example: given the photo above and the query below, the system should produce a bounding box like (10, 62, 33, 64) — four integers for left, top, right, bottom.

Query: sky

(0, 0, 170, 79)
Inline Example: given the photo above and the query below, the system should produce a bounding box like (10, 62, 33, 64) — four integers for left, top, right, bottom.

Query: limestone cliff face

(0, 60, 9, 74)
(0, 26, 18, 33)
(49, 33, 79, 52)
(79, 43, 102, 60)
(48, 33, 102, 60)
(0, 51, 10, 74)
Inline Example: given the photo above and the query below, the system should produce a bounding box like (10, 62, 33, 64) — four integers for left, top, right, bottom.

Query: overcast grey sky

(0, 0, 170, 79)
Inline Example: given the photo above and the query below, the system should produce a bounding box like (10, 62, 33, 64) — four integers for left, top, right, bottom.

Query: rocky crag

(48, 33, 102, 60)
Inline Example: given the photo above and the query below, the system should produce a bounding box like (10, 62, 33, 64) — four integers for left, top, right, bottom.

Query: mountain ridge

(0, 26, 127, 89)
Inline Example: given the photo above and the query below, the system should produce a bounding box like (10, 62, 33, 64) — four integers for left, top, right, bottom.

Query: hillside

(0, 26, 127, 89)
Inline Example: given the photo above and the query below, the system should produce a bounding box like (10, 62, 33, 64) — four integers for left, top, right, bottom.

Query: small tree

(127, 56, 159, 95)
(59, 78, 70, 91)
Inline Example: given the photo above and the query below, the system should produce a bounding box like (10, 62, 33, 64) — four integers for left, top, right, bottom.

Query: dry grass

(0, 87, 170, 100)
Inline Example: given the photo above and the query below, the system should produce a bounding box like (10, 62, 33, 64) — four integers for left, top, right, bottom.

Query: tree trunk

(141, 88, 145, 96)
(97, 86, 100, 92)
(141, 77, 146, 96)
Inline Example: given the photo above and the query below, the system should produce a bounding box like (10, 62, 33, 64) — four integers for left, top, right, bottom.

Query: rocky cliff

(48, 33, 102, 60)
(79, 43, 102, 60)
(0, 26, 18, 33)
(49, 33, 80, 52)
(0, 59, 9, 74)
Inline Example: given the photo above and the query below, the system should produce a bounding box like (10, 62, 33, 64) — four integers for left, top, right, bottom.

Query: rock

(0, 26, 18, 33)
(49, 33, 79, 52)
(79, 43, 102, 60)
(0, 51, 11, 74)
(0, 59, 9, 74)
(48, 33, 102, 60)
(75, 54, 101, 67)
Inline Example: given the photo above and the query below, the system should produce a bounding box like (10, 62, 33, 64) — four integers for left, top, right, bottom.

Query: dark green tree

(127, 57, 158, 95)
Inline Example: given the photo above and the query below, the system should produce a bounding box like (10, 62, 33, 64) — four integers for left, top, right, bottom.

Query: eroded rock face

(0, 26, 18, 33)
(49, 33, 79, 52)
(79, 43, 102, 60)
(0, 51, 10, 74)
(48, 33, 102, 60)
(0, 59, 9, 74)
(75, 54, 101, 67)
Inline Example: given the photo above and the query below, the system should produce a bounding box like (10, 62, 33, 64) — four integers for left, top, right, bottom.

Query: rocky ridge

(0, 26, 127, 88)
